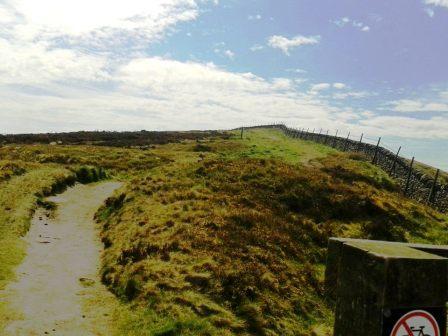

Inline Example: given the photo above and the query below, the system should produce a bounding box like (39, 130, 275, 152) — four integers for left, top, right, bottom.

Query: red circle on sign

(390, 310, 440, 336)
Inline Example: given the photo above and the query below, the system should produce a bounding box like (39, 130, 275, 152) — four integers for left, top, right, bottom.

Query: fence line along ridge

(239, 124, 447, 213)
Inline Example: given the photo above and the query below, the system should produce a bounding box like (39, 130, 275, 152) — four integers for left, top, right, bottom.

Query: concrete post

(326, 238, 448, 336)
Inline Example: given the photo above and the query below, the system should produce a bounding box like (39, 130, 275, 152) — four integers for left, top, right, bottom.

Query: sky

(0, 0, 447, 169)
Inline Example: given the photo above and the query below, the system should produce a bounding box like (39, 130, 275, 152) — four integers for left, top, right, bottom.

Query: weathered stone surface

(325, 238, 448, 301)
(324, 238, 345, 303)
(329, 239, 448, 336)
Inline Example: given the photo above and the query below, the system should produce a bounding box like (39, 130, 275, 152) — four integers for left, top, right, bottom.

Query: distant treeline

(0, 130, 229, 147)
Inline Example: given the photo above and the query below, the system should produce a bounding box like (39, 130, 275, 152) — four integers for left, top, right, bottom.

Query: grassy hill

(1, 128, 447, 335)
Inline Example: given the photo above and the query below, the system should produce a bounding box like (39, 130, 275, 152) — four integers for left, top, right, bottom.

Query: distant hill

(0, 130, 229, 147)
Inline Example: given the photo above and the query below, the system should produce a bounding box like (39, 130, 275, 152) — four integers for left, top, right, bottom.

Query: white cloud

(287, 68, 307, 74)
(1, 0, 210, 50)
(250, 44, 264, 52)
(271, 78, 293, 90)
(333, 91, 371, 100)
(333, 17, 370, 32)
(425, 0, 448, 8)
(307, 82, 373, 100)
(359, 116, 448, 139)
(0, 4, 17, 23)
(0, 56, 337, 133)
(1, 54, 447, 141)
(310, 82, 348, 93)
(224, 50, 235, 60)
(294, 78, 308, 85)
(0, 38, 108, 85)
(333, 83, 346, 89)
(310, 83, 331, 92)
(214, 47, 236, 60)
(248, 14, 262, 20)
(334, 17, 350, 27)
(268, 35, 320, 55)
(388, 99, 448, 113)
(424, 8, 435, 17)
(361, 110, 376, 118)
(12, 0, 197, 34)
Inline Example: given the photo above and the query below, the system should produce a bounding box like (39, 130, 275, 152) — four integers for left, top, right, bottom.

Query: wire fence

(239, 124, 448, 214)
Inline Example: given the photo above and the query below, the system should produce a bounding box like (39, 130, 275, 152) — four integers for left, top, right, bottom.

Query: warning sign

(382, 307, 446, 336)
(391, 310, 439, 336)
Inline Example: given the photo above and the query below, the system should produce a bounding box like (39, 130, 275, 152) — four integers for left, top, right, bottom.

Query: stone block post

(326, 238, 448, 336)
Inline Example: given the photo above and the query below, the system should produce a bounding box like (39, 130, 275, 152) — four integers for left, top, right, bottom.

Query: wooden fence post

(305, 128, 309, 140)
(389, 146, 402, 176)
(324, 129, 329, 145)
(357, 133, 364, 151)
(332, 130, 339, 148)
(343, 132, 351, 151)
(318, 128, 322, 143)
(372, 137, 381, 164)
(240, 127, 244, 139)
(405, 157, 415, 196)
(427, 169, 440, 204)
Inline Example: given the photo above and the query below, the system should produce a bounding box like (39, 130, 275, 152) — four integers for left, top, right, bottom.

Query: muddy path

(2, 182, 122, 336)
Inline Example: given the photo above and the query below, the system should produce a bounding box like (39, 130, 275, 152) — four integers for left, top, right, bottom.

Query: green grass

(1, 128, 447, 336)
(227, 128, 337, 164)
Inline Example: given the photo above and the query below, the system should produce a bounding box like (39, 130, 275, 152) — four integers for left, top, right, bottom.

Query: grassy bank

(0, 167, 76, 328)
(95, 129, 448, 335)
(0, 144, 147, 330)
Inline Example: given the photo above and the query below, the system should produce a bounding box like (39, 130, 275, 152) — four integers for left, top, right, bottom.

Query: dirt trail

(2, 182, 122, 336)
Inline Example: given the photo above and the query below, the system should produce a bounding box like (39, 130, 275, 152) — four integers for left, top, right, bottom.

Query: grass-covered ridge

(94, 129, 448, 335)
(0, 128, 446, 335)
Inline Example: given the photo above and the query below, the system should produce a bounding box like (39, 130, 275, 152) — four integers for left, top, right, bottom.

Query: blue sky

(0, 0, 447, 169)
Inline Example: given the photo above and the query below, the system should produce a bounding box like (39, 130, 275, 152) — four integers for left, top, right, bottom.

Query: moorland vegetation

(1, 128, 447, 335)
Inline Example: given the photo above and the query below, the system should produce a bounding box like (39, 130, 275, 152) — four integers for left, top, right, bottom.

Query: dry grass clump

(0, 160, 29, 182)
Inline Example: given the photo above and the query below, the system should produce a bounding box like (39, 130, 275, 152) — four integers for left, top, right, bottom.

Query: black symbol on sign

(402, 326, 430, 336)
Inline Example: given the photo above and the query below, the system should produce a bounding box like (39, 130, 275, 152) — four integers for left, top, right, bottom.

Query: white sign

(390, 310, 440, 336)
